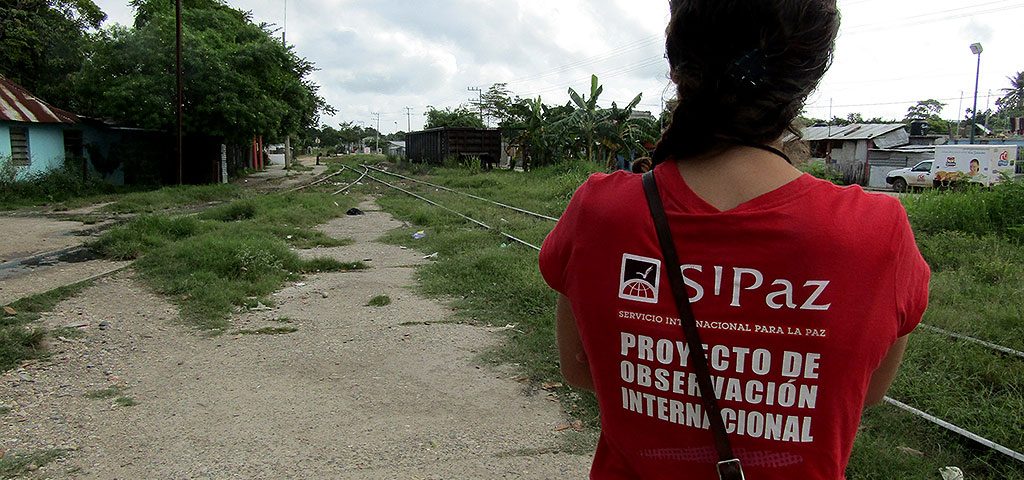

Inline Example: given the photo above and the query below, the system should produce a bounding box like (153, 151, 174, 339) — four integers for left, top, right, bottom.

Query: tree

(905, 99, 950, 135)
(75, 0, 330, 142)
(479, 83, 514, 127)
(424, 106, 485, 129)
(997, 71, 1024, 117)
(0, 0, 106, 108)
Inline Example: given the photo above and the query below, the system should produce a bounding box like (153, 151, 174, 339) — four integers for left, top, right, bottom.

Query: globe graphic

(622, 279, 656, 300)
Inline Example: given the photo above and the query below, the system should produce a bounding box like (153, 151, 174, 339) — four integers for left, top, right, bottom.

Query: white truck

(885, 145, 1019, 192)
(885, 160, 934, 192)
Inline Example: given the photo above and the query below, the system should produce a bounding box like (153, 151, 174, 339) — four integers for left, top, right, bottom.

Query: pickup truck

(885, 160, 933, 192)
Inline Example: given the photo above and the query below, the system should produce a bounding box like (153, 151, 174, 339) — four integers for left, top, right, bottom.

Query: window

(9, 126, 29, 166)
(64, 129, 84, 160)
(912, 162, 932, 172)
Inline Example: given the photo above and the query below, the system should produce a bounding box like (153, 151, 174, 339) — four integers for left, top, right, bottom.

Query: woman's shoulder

(577, 170, 641, 198)
(807, 176, 908, 218)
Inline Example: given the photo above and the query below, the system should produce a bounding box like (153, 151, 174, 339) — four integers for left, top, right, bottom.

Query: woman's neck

(675, 145, 802, 212)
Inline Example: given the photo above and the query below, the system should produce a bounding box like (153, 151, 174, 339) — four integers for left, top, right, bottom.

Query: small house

(785, 123, 910, 186)
(0, 75, 81, 179)
(387, 140, 406, 158)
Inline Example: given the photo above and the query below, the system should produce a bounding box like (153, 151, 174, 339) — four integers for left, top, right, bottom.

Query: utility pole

(283, 0, 291, 169)
(175, 0, 183, 185)
(957, 91, 964, 141)
(371, 113, 381, 153)
(404, 107, 413, 132)
(468, 86, 483, 126)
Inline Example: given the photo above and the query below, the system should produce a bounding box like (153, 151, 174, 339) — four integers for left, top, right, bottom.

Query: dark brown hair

(654, 0, 840, 164)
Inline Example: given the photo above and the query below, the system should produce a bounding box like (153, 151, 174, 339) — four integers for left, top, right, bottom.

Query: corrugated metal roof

(0, 75, 78, 124)
(798, 123, 907, 142)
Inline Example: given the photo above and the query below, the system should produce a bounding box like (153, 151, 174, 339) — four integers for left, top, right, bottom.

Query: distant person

(539, 1, 930, 479)
(631, 156, 653, 174)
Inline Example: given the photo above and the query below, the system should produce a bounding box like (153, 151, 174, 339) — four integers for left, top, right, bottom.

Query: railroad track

(345, 163, 1024, 465)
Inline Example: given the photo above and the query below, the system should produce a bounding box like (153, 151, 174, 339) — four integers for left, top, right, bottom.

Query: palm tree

(998, 71, 1024, 114)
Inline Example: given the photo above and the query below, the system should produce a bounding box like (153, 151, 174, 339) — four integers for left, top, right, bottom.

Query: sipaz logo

(619, 254, 661, 304)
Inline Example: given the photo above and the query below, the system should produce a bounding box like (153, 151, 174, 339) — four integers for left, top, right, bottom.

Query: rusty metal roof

(0, 75, 78, 124)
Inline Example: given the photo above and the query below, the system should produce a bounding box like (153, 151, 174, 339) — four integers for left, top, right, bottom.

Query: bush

(90, 216, 210, 260)
(0, 156, 116, 209)
(798, 160, 844, 185)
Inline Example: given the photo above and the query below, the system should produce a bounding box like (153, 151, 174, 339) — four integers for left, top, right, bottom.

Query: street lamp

(969, 42, 983, 144)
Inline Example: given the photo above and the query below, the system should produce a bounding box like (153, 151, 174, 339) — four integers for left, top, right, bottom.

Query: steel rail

(332, 169, 368, 196)
(884, 397, 1024, 464)
(359, 164, 561, 222)
(343, 165, 541, 251)
(286, 169, 346, 193)
(920, 324, 1024, 361)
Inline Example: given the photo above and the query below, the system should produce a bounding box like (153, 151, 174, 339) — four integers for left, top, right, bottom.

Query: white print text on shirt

(679, 264, 831, 311)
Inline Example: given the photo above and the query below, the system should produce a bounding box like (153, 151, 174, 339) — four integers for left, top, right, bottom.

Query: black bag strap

(642, 171, 745, 480)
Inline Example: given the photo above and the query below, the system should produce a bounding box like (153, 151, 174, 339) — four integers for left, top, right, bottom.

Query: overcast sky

(92, 0, 1024, 133)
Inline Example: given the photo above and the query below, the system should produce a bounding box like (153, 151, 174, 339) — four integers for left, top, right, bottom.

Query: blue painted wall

(0, 121, 67, 179)
(0, 125, 10, 159)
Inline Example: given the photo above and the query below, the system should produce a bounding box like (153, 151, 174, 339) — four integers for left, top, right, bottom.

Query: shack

(406, 127, 501, 167)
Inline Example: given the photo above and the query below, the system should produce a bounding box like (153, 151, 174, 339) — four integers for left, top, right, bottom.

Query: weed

(367, 295, 391, 307)
(101, 184, 243, 214)
(114, 396, 138, 407)
(90, 215, 210, 260)
(92, 192, 356, 330)
(0, 405, 10, 415)
(236, 326, 298, 335)
(1, 282, 92, 372)
(798, 160, 844, 185)
(0, 449, 66, 478)
(84, 386, 123, 399)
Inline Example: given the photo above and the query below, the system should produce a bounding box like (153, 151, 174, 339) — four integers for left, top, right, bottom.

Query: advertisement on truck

(931, 145, 1019, 188)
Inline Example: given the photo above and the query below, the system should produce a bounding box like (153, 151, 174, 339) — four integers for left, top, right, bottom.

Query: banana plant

(566, 75, 604, 163)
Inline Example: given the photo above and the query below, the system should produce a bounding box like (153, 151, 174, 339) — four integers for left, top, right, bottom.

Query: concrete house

(0, 75, 81, 179)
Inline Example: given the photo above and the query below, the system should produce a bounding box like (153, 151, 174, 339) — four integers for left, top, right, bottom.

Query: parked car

(886, 161, 933, 192)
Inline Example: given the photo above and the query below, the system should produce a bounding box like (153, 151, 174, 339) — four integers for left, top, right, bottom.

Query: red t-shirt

(539, 161, 930, 480)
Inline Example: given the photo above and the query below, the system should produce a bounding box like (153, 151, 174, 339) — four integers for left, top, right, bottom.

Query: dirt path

(0, 198, 589, 479)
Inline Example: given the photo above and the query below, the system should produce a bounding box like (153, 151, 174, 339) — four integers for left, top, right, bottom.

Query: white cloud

(92, 0, 1024, 130)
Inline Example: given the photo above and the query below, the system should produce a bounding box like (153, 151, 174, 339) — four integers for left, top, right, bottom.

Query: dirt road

(1, 198, 590, 478)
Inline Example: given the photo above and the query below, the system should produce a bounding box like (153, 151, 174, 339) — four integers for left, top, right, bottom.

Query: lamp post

(969, 42, 983, 144)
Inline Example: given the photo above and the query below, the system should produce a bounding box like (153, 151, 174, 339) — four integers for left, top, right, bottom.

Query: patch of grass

(367, 294, 391, 307)
(114, 396, 138, 407)
(0, 448, 66, 478)
(84, 386, 123, 399)
(286, 163, 314, 172)
(2, 281, 93, 372)
(50, 327, 86, 339)
(93, 192, 356, 330)
(90, 215, 211, 260)
(370, 159, 1024, 479)
(0, 405, 10, 415)
(236, 326, 298, 335)
(101, 184, 243, 214)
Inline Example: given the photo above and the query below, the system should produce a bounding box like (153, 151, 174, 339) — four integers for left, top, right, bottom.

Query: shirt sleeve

(893, 208, 931, 337)
(539, 178, 592, 296)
